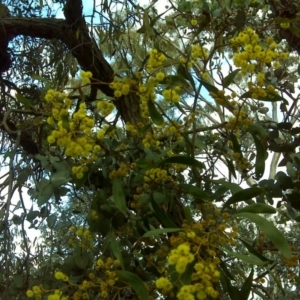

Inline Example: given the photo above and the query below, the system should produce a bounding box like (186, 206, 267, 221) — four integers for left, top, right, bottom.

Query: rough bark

(0, 2, 142, 153)
(0, 112, 39, 155)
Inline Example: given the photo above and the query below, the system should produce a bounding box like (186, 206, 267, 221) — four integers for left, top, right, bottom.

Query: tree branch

(1, 17, 114, 96)
(0, 15, 142, 124)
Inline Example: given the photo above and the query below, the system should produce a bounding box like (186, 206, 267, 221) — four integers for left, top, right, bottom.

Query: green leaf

(225, 158, 237, 179)
(160, 75, 190, 89)
(237, 203, 276, 214)
(136, 158, 152, 169)
(233, 9, 246, 31)
(15, 93, 33, 108)
(151, 197, 178, 228)
(223, 248, 268, 265)
(111, 238, 125, 269)
(239, 239, 271, 262)
(223, 188, 263, 210)
(51, 170, 71, 187)
(213, 179, 243, 194)
(184, 206, 193, 225)
(222, 69, 240, 88)
(219, 267, 241, 300)
(248, 130, 266, 179)
(143, 228, 182, 237)
(26, 211, 40, 222)
(181, 260, 196, 285)
(240, 269, 254, 300)
(36, 180, 53, 206)
(13, 274, 24, 288)
(17, 168, 31, 185)
(235, 213, 291, 259)
(179, 184, 209, 201)
(116, 271, 149, 300)
(12, 215, 22, 225)
(230, 134, 242, 156)
(47, 213, 57, 228)
(159, 156, 205, 169)
(177, 64, 195, 88)
(105, 125, 116, 135)
(247, 124, 268, 139)
(277, 122, 293, 130)
(269, 270, 285, 295)
(241, 90, 285, 102)
(194, 137, 206, 150)
(31, 73, 50, 82)
(112, 178, 127, 214)
(199, 78, 219, 93)
(148, 100, 164, 125)
(75, 254, 90, 269)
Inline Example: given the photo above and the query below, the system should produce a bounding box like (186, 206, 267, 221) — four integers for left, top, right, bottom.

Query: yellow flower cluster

(96, 124, 115, 140)
(30, 258, 120, 299)
(109, 78, 137, 97)
(155, 277, 173, 293)
(231, 152, 252, 171)
(44, 89, 71, 120)
(47, 290, 68, 300)
(91, 209, 100, 220)
(280, 22, 290, 29)
(147, 49, 166, 70)
(225, 110, 253, 131)
(202, 72, 210, 80)
(97, 100, 115, 116)
(154, 204, 240, 299)
(26, 287, 67, 300)
(156, 71, 166, 81)
(68, 226, 94, 249)
(138, 78, 157, 118)
(168, 243, 195, 273)
(144, 168, 172, 183)
(80, 70, 93, 85)
(126, 122, 139, 135)
(176, 282, 218, 300)
(45, 90, 103, 177)
(191, 19, 198, 26)
(26, 286, 42, 299)
(210, 132, 220, 142)
(247, 81, 278, 99)
(142, 132, 160, 149)
(283, 255, 299, 267)
(71, 165, 89, 179)
(163, 87, 181, 103)
(230, 27, 288, 74)
(209, 90, 234, 109)
(54, 271, 69, 282)
(191, 45, 209, 60)
(109, 163, 130, 179)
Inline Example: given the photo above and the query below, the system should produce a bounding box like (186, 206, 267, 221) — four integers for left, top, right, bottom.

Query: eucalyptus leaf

(235, 213, 291, 258)
(116, 271, 149, 300)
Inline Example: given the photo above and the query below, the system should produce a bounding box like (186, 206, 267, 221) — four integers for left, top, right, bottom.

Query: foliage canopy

(1, 0, 300, 299)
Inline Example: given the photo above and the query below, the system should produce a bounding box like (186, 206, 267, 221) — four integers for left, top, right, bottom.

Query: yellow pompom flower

(26, 290, 34, 298)
(156, 72, 165, 81)
(80, 71, 93, 84)
(280, 22, 290, 29)
(155, 277, 173, 291)
(47, 135, 56, 144)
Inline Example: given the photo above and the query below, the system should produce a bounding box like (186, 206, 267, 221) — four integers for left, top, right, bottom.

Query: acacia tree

(1, 0, 300, 299)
